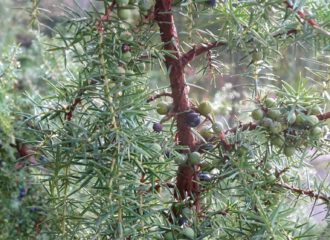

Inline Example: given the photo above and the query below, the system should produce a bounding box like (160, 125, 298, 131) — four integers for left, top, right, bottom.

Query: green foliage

(0, 0, 329, 239)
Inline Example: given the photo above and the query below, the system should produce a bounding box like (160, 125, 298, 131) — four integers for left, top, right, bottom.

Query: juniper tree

(2, 0, 330, 239)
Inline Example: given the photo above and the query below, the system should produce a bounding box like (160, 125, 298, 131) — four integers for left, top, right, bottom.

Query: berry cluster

(251, 97, 324, 157)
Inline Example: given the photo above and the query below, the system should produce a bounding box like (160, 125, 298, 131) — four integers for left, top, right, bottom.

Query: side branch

(284, 0, 330, 37)
(147, 92, 172, 103)
(276, 183, 330, 203)
(181, 41, 227, 66)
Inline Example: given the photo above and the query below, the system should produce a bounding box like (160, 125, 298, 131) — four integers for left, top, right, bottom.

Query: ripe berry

(178, 217, 189, 227)
(251, 108, 264, 121)
(198, 172, 213, 182)
(198, 101, 213, 115)
(121, 43, 131, 53)
(212, 122, 223, 133)
(199, 143, 214, 152)
(153, 123, 163, 133)
(188, 151, 201, 164)
(207, 0, 217, 7)
(185, 112, 201, 127)
(156, 102, 169, 115)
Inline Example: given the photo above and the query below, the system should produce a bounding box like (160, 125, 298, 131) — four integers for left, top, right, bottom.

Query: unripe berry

(153, 123, 163, 133)
(180, 227, 195, 240)
(139, 0, 154, 11)
(150, 143, 162, 153)
(119, 31, 134, 41)
(164, 231, 176, 240)
(199, 128, 213, 140)
(270, 135, 284, 147)
(212, 122, 223, 133)
(251, 108, 264, 121)
(252, 51, 263, 62)
(188, 151, 202, 165)
(309, 105, 322, 115)
(117, 0, 130, 6)
(198, 101, 213, 115)
(269, 121, 282, 134)
(305, 115, 319, 127)
(122, 51, 132, 62)
(267, 109, 281, 121)
(287, 111, 296, 125)
(113, 66, 126, 81)
(283, 146, 295, 157)
(118, 9, 131, 20)
(310, 126, 323, 138)
(156, 102, 169, 115)
(264, 98, 276, 108)
(186, 112, 201, 127)
(261, 117, 273, 128)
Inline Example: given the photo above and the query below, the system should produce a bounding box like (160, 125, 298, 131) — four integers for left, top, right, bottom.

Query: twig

(96, 0, 116, 33)
(276, 183, 330, 203)
(147, 92, 173, 103)
(181, 41, 227, 66)
(284, 0, 330, 37)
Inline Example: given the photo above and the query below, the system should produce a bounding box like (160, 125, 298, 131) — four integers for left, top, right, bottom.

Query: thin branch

(276, 183, 330, 203)
(181, 41, 227, 66)
(147, 92, 172, 103)
(284, 0, 330, 37)
(96, 0, 116, 33)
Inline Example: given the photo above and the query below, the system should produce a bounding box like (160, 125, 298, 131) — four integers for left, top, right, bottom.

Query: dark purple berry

(165, 150, 171, 158)
(178, 217, 189, 227)
(199, 143, 214, 152)
(198, 172, 213, 182)
(186, 112, 201, 128)
(208, 0, 216, 7)
(121, 44, 131, 53)
(39, 155, 49, 163)
(18, 187, 28, 201)
(153, 123, 163, 133)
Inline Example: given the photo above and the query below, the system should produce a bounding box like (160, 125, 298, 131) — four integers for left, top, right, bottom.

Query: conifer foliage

(1, 0, 330, 239)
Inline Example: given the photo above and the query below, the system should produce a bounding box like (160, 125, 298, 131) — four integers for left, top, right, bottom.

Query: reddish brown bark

(181, 41, 227, 66)
(154, 0, 200, 206)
